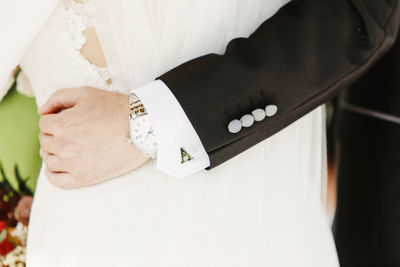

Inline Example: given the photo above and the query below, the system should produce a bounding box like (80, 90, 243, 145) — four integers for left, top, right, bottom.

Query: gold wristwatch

(128, 92, 157, 159)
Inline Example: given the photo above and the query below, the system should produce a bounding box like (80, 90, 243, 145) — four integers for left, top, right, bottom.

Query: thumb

(38, 88, 78, 115)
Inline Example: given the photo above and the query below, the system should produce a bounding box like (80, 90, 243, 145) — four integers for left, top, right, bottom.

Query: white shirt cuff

(132, 80, 210, 178)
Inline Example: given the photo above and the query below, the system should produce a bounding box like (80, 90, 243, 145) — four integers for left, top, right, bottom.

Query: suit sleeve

(157, 0, 400, 168)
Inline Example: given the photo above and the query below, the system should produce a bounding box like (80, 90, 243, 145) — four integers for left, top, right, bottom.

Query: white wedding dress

(22, 0, 339, 266)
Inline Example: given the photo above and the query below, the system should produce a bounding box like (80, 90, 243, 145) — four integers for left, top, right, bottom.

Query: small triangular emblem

(181, 148, 193, 164)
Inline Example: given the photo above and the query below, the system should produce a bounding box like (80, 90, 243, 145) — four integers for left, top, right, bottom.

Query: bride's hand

(38, 87, 149, 189)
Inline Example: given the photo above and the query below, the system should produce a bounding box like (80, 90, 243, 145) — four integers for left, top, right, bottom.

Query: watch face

(130, 116, 157, 152)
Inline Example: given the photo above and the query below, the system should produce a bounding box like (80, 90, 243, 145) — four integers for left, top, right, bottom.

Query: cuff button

(228, 119, 242, 133)
(265, 105, 278, 117)
(252, 109, 266, 122)
(240, 114, 255, 128)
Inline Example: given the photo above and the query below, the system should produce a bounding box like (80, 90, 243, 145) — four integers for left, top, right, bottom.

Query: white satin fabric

(0, 0, 57, 96)
(22, 0, 339, 266)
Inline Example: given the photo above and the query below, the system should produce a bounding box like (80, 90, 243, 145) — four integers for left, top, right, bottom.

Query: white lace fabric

(19, 0, 117, 106)
(63, 0, 97, 28)
(61, 0, 112, 84)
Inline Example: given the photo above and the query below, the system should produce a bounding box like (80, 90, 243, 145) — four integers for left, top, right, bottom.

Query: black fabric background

(334, 23, 400, 266)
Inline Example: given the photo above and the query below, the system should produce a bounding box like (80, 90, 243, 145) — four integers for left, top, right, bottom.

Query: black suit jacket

(158, 0, 400, 169)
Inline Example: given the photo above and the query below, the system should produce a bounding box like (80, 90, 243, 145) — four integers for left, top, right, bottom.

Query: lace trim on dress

(63, 0, 96, 28)
(92, 64, 111, 81)
(61, 0, 112, 87)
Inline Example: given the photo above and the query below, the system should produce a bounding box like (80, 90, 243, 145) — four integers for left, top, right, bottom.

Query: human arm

(137, 0, 400, 173)
(39, 0, 400, 186)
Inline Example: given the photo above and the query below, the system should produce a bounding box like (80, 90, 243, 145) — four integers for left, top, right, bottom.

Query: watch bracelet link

(129, 93, 147, 117)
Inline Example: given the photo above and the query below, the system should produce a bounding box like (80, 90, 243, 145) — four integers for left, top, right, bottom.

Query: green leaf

(14, 164, 33, 196)
(0, 229, 7, 243)
(0, 161, 15, 193)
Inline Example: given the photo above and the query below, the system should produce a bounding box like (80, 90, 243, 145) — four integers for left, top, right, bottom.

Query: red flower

(0, 238, 14, 256)
(0, 222, 15, 256)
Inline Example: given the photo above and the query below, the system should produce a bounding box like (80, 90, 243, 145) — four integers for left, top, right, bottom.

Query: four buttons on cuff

(228, 105, 278, 134)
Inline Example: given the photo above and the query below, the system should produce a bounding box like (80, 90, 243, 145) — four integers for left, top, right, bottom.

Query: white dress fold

(22, 0, 339, 266)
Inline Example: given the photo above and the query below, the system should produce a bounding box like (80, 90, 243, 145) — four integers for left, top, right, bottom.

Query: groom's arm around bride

(38, 0, 400, 180)
(141, 0, 400, 175)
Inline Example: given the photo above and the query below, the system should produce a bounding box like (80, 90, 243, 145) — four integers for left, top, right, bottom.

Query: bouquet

(0, 162, 34, 267)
